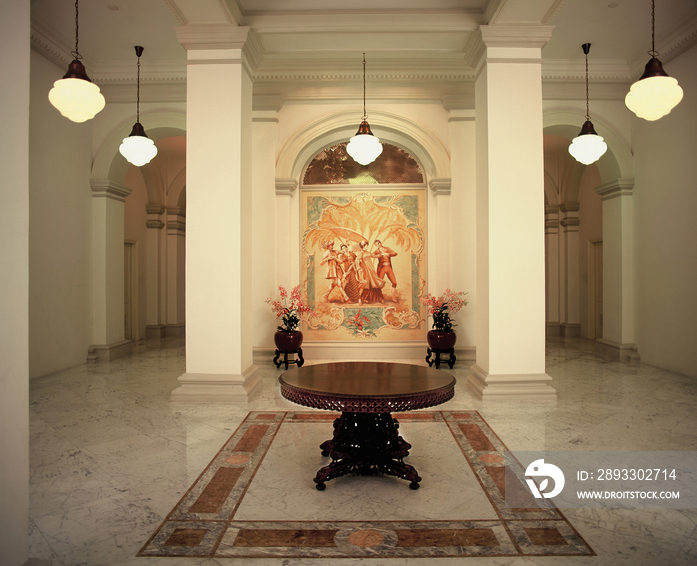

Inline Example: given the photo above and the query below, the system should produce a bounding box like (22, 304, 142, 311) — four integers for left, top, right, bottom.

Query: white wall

(577, 165, 603, 338)
(0, 2, 30, 563)
(29, 51, 94, 378)
(632, 45, 697, 377)
(124, 167, 149, 339)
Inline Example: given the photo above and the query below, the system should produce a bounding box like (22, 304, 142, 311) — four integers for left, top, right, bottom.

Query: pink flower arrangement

(420, 289, 468, 332)
(266, 285, 315, 332)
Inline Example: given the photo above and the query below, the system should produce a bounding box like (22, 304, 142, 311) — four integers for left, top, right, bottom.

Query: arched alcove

(276, 110, 450, 183)
(91, 110, 187, 185)
(543, 110, 632, 183)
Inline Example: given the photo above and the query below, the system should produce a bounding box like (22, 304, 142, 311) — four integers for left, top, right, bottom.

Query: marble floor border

(138, 411, 594, 559)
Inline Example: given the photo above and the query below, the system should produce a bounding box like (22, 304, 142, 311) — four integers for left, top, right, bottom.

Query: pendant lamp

(346, 54, 383, 166)
(48, 0, 105, 123)
(568, 44, 608, 166)
(625, 0, 683, 121)
(119, 46, 158, 167)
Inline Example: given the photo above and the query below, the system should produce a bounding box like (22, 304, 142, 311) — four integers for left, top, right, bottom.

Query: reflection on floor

(29, 336, 697, 565)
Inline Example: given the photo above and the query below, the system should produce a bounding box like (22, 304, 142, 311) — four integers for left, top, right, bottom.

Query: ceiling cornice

(627, 8, 697, 78)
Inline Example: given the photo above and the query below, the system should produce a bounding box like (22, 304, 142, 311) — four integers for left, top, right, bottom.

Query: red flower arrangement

(420, 289, 468, 332)
(266, 285, 315, 332)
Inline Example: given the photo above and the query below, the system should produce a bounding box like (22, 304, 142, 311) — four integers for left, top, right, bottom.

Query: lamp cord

(71, 0, 82, 60)
(585, 51, 590, 121)
(649, 0, 658, 58)
(136, 54, 141, 123)
(362, 53, 367, 121)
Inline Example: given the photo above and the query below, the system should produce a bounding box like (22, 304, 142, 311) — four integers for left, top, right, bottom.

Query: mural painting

(302, 190, 426, 340)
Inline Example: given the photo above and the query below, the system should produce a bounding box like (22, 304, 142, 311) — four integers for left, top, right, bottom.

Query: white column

(275, 178, 299, 287)
(545, 205, 560, 336)
(89, 181, 133, 361)
(171, 25, 260, 402)
(428, 178, 452, 293)
(448, 110, 477, 357)
(252, 113, 280, 358)
(145, 205, 166, 338)
(166, 207, 186, 336)
(595, 179, 639, 361)
(0, 1, 29, 562)
(560, 203, 581, 336)
(468, 25, 556, 399)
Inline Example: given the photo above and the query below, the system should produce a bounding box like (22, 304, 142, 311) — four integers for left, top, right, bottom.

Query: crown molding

(174, 24, 251, 51)
(627, 8, 697, 77)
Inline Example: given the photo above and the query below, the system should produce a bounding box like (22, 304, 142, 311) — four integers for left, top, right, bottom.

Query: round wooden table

(279, 361, 456, 490)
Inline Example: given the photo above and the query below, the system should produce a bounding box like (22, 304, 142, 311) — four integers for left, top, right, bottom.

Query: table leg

(314, 412, 422, 490)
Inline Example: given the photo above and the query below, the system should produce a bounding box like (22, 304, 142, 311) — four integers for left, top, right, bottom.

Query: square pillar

(595, 179, 639, 361)
(89, 181, 133, 361)
(560, 203, 581, 336)
(166, 207, 186, 337)
(171, 25, 260, 402)
(545, 205, 560, 336)
(448, 110, 477, 355)
(468, 25, 557, 400)
(145, 205, 166, 338)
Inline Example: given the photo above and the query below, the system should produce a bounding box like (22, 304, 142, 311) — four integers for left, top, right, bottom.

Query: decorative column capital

(560, 202, 580, 230)
(167, 207, 186, 236)
(174, 24, 262, 71)
(90, 180, 132, 202)
(174, 25, 250, 51)
(596, 178, 635, 201)
(275, 178, 297, 196)
(560, 217, 580, 228)
(429, 178, 452, 196)
(560, 202, 580, 213)
(146, 204, 165, 230)
(545, 206, 559, 233)
(146, 204, 166, 215)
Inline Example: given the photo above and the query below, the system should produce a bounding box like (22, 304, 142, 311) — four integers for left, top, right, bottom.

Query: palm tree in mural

(304, 193, 423, 306)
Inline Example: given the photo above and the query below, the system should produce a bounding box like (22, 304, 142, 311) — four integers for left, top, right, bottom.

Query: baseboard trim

(595, 338, 640, 362)
(467, 364, 557, 401)
(170, 365, 261, 403)
(86, 340, 132, 363)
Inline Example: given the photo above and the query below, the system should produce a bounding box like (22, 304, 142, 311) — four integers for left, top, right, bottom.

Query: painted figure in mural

(338, 243, 361, 303)
(372, 239, 398, 302)
(357, 240, 386, 304)
(320, 240, 349, 302)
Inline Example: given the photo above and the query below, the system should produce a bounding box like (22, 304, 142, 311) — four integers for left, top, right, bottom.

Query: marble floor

(28, 336, 697, 566)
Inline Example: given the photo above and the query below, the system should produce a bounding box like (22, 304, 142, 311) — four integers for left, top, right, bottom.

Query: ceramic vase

(274, 330, 303, 352)
(427, 330, 456, 351)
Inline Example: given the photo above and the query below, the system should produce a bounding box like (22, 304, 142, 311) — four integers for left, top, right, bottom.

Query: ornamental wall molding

(276, 109, 450, 181)
(429, 178, 452, 196)
(275, 178, 298, 196)
(90, 181, 132, 202)
(595, 179, 635, 201)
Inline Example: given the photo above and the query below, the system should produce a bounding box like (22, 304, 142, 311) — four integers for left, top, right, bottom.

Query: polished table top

(279, 361, 456, 413)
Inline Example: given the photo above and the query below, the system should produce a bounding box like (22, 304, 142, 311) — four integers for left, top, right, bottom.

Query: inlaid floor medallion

(139, 411, 594, 559)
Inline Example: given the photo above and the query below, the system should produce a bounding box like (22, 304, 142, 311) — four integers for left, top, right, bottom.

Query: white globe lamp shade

(569, 134, 607, 165)
(346, 120, 383, 166)
(625, 58, 683, 121)
(48, 61, 105, 123)
(119, 123, 158, 167)
(568, 121, 607, 165)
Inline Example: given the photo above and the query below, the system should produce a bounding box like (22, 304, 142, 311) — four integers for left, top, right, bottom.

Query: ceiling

(30, 0, 697, 102)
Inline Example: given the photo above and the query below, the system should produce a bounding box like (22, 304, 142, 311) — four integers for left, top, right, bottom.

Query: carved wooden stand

(273, 348, 304, 369)
(426, 347, 456, 369)
(314, 412, 421, 490)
